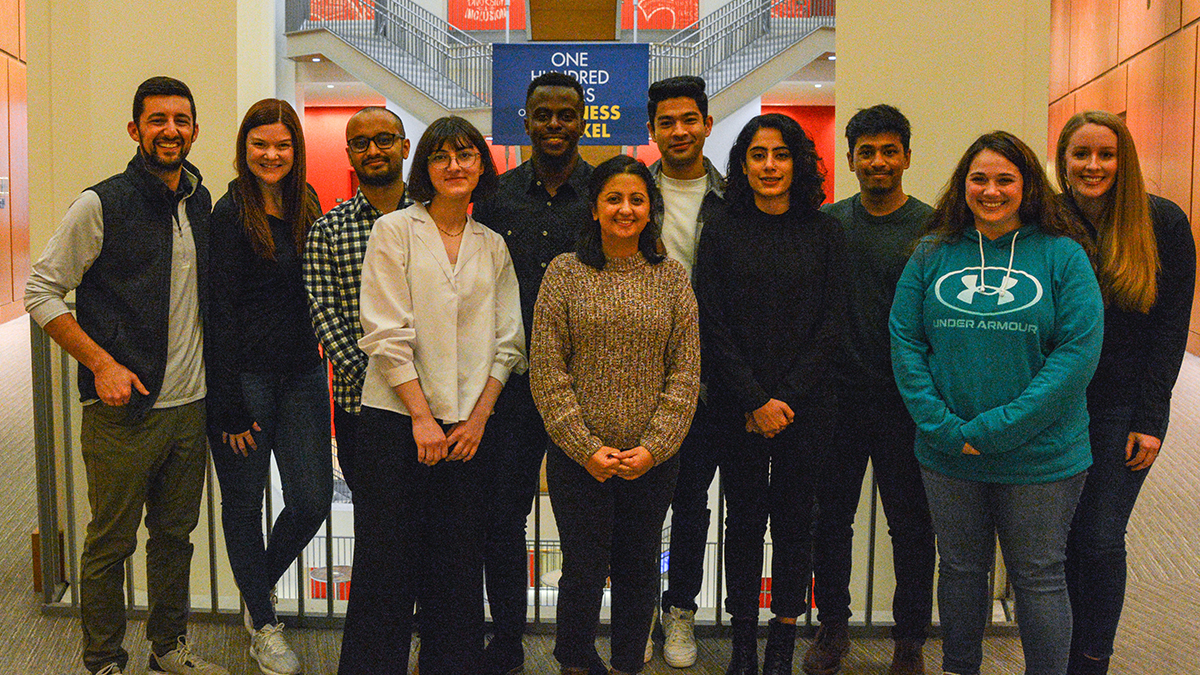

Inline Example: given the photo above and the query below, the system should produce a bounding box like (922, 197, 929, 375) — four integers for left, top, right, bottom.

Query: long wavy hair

(1056, 110, 1158, 312)
(926, 131, 1090, 252)
(576, 155, 665, 270)
(725, 113, 826, 215)
(233, 98, 320, 260)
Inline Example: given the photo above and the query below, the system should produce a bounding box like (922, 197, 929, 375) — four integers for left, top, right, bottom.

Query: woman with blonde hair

(1056, 110, 1195, 675)
(207, 98, 329, 675)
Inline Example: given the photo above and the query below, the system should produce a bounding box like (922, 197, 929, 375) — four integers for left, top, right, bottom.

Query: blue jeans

(210, 366, 333, 628)
(922, 468, 1086, 675)
(1065, 405, 1150, 660)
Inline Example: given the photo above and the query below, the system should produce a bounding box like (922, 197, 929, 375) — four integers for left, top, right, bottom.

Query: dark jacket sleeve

(1131, 196, 1196, 437)
(205, 193, 256, 434)
(694, 213, 770, 413)
(776, 212, 847, 408)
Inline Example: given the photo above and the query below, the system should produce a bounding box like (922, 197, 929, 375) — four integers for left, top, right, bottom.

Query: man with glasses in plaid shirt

(303, 106, 412, 495)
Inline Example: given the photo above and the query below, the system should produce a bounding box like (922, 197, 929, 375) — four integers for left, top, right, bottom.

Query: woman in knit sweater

(1056, 111, 1195, 675)
(694, 113, 847, 675)
(530, 155, 700, 675)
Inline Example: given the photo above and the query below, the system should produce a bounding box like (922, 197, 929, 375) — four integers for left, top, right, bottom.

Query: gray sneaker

(250, 623, 301, 675)
(149, 637, 230, 675)
(661, 606, 698, 668)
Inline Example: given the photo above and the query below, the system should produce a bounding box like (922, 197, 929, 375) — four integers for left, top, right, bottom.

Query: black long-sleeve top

(207, 185, 323, 433)
(694, 201, 847, 417)
(1081, 194, 1195, 439)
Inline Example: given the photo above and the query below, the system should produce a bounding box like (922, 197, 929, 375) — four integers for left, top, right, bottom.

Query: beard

(357, 161, 404, 187)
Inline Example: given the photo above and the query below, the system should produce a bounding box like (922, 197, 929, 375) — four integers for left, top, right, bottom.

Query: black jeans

(483, 374, 547, 647)
(338, 407, 488, 675)
(721, 407, 824, 621)
(661, 402, 721, 614)
(332, 403, 359, 494)
(811, 388, 935, 640)
(547, 445, 679, 674)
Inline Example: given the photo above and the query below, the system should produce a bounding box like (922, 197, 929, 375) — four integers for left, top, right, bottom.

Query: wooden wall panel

(18, 0, 23, 61)
(0, 0, 18, 58)
(1160, 26, 1197, 212)
(1186, 0, 1200, 24)
(8, 60, 25, 304)
(1051, 0, 1072, 101)
(1192, 52, 1200, 350)
(1126, 43, 1166, 195)
(1119, 0, 1181, 63)
(1069, 0, 1119, 89)
(0, 59, 10, 305)
(1048, 94, 1076, 165)
(1074, 64, 1127, 115)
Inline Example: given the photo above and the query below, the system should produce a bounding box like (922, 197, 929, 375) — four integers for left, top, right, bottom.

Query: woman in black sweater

(1056, 111, 1195, 675)
(207, 99, 331, 675)
(694, 113, 846, 675)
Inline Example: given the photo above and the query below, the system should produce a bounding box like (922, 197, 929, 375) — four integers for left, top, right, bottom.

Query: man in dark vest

(25, 77, 228, 675)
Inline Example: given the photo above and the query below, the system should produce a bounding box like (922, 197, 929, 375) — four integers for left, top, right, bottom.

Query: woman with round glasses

(339, 116, 526, 675)
(1056, 111, 1195, 675)
(206, 98, 329, 675)
(890, 131, 1103, 675)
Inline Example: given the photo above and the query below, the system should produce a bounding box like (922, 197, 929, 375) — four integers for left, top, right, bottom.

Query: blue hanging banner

(491, 42, 650, 146)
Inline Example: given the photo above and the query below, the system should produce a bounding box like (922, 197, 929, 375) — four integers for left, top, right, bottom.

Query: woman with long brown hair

(207, 98, 330, 675)
(1056, 111, 1195, 675)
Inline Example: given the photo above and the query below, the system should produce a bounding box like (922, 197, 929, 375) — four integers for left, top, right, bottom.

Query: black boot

(762, 619, 797, 675)
(726, 618, 758, 675)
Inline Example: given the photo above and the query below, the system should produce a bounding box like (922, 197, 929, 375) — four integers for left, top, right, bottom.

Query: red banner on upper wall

(448, 0, 701, 31)
(449, 0, 527, 30)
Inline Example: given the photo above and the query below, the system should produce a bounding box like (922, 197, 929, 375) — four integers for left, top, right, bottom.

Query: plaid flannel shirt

(303, 188, 412, 414)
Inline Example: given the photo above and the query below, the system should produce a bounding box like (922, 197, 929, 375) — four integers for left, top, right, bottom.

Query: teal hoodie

(889, 225, 1103, 484)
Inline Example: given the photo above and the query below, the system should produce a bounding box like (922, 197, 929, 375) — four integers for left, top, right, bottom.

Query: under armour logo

(957, 274, 1018, 306)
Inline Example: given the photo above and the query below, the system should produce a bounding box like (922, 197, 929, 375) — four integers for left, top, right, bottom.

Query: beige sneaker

(644, 606, 657, 662)
(95, 665, 123, 675)
(250, 623, 301, 675)
(149, 637, 230, 675)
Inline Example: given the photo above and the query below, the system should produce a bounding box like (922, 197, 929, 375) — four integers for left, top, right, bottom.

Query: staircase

(285, 0, 834, 129)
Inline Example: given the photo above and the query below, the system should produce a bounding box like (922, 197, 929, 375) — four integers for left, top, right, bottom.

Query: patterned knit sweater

(530, 251, 701, 466)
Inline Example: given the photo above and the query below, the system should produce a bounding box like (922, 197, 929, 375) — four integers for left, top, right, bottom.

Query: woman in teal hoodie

(889, 131, 1103, 675)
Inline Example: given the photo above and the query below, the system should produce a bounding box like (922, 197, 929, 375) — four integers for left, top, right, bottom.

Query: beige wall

(1048, 1, 1200, 352)
(835, 0, 1052, 206)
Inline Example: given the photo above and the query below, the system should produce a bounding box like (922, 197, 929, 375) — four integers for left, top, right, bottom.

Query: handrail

(296, 0, 493, 109)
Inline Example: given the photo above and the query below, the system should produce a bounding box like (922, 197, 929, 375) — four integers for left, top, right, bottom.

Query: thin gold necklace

(435, 222, 465, 237)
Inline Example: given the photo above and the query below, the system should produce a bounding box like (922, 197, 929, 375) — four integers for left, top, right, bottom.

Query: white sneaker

(96, 664, 123, 675)
(644, 606, 657, 663)
(149, 637, 230, 675)
(661, 606, 698, 668)
(250, 623, 301, 675)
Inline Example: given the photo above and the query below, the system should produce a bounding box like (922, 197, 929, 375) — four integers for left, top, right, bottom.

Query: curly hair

(725, 113, 825, 214)
(926, 130, 1090, 254)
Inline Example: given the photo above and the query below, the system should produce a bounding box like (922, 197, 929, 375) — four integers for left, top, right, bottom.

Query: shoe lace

(96, 664, 123, 675)
(257, 623, 291, 656)
(664, 610, 692, 648)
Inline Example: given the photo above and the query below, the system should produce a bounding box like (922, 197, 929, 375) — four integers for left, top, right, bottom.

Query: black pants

(661, 402, 722, 613)
(333, 404, 359, 494)
(482, 374, 547, 648)
(547, 445, 679, 674)
(720, 407, 824, 621)
(338, 407, 487, 675)
(811, 389, 934, 640)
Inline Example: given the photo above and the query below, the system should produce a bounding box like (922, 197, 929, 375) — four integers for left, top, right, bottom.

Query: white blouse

(358, 202, 527, 421)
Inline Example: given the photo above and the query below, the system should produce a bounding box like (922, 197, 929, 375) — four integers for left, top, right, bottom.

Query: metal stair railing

(295, 0, 493, 109)
(650, 0, 834, 92)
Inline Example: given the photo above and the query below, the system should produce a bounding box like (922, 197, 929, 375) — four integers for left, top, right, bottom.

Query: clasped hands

(411, 415, 487, 466)
(586, 446, 654, 482)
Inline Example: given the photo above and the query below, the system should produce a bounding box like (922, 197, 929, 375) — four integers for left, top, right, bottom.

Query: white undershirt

(658, 173, 708, 279)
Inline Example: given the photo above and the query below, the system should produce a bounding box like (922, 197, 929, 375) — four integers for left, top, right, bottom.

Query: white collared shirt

(358, 202, 527, 421)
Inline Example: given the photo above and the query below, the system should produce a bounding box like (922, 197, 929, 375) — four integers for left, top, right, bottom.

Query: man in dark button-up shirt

(472, 71, 593, 675)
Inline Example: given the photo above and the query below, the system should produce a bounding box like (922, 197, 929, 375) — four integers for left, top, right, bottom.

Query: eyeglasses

(348, 133, 402, 153)
(428, 149, 481, 170)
